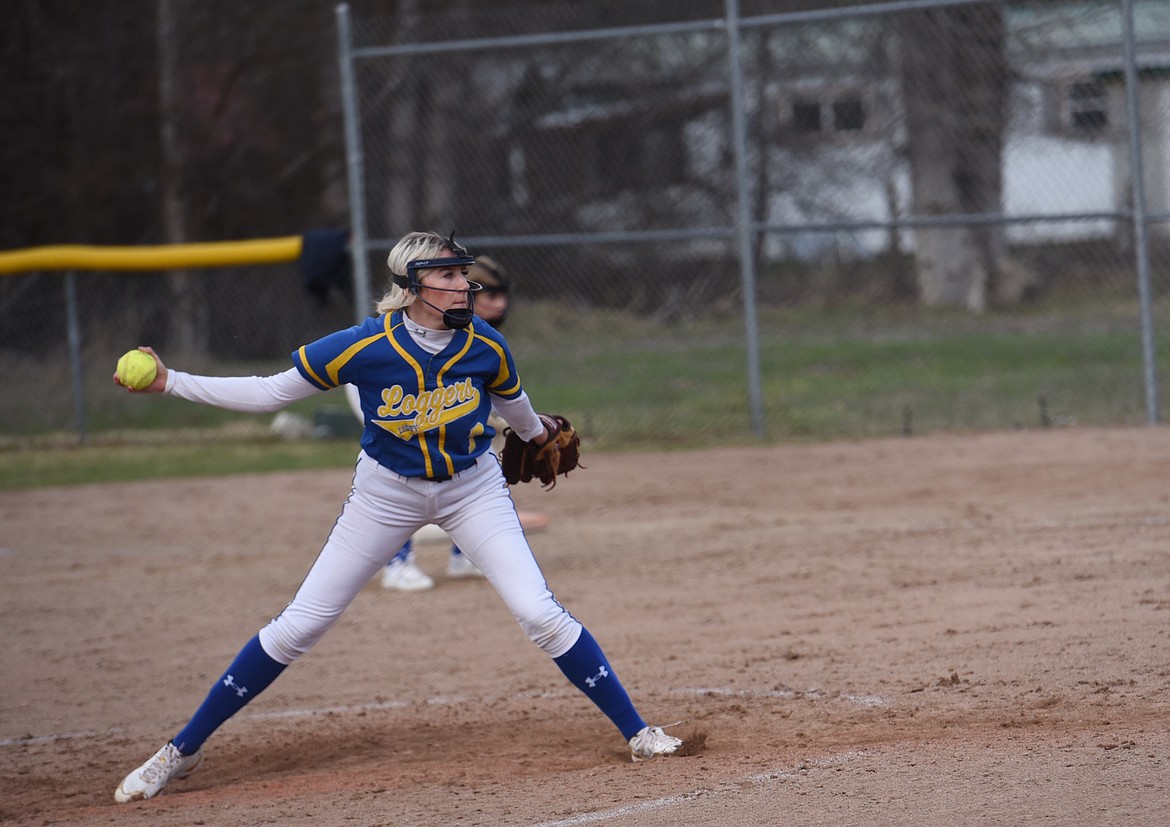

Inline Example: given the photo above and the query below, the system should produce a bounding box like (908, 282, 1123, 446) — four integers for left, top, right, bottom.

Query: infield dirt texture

(2, 426, 1168, 825)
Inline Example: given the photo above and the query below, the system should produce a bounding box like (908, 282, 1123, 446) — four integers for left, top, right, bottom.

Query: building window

(792, 100, 822, 132)
(1068, 80, 1107, 131)
(832, 97, 865, 131)
(789, 94, 866, 134)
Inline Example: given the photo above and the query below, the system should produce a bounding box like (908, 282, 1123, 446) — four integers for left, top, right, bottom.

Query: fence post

(725, 0, 765, 438)
(1121, 0, 1160, 424)
(336, 2, 372, 325)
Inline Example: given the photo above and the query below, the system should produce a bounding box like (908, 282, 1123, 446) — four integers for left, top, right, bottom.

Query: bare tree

(898, 2, 1009, 311)
(157, 0, 206, 357)
(151, 0, 345, 356)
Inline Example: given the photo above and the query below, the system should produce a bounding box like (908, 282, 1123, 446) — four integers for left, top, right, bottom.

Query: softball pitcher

(111, 231, 681, 803)
(380, 253, 514, 590)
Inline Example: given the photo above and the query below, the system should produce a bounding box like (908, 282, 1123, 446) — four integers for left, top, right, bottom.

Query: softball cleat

(380, 557, 435, 591)
(446, 553, 485, 579)
(628, 725, 682, 762)
(114, 741, 203, 802)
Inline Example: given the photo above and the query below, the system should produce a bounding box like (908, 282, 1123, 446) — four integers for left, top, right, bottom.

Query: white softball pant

(258, 450, 582, 664)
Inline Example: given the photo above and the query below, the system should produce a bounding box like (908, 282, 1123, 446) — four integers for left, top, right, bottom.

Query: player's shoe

(114, 741, 203, 802)
(381, 557, 435, 591)
(446, 552, 485, 579)
(628, 725, 682, 762)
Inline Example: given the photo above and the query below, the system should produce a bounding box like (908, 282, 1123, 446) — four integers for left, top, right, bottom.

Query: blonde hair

(375, 231, 452, 315)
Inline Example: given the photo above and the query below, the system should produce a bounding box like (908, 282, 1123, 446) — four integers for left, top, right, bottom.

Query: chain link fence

(338, 0, 1169, 444)
(0, 261, 355, 442)
(2, 0, 1168, 451)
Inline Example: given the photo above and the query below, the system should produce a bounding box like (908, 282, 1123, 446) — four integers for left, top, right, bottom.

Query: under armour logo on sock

(585, 665, 609, 688)
(223, 674, 248, 697)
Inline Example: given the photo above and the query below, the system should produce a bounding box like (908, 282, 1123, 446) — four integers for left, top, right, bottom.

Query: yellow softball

(116, 349, 158, 391)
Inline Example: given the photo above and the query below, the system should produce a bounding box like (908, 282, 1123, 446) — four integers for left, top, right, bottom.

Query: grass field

(1, 300, 1164, 490)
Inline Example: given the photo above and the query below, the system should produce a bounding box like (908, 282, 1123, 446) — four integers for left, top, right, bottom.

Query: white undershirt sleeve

(490, 391, 546, 442)
(165, 367, 322, 413)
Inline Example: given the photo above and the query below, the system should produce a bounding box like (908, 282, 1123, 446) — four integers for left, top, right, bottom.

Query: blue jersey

(292, 311, 524, 479)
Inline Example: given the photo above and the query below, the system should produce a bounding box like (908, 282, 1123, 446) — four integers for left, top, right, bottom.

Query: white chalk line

(669, 686, 887, 708)
(0, 691, 569, 747)
(0, 727, 128, 747)
(1, 684, 887, 747)
(247, 688, 571, 720)
(526, 750, 867, 827)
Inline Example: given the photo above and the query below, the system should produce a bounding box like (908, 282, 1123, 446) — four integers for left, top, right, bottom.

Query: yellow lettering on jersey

(372, 379, 480, 441)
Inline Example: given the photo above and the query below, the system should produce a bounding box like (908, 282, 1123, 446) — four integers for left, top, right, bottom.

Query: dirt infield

(2, 426, 1169, 826)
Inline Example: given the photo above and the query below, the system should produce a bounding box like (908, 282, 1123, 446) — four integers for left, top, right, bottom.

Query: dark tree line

(1, 1, 349, 252)
(2, 0, 1018, 356)
(1, 0, 734, 253)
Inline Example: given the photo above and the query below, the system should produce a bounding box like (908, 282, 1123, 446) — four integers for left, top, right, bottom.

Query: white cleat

(114, 742, 203, 803)
(381, 557, 435, 591)
(628, 725, 682, 762)
(446, 553, 485, 579)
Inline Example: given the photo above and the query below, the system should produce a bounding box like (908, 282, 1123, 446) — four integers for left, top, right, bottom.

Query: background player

(111, 230, 681, 803)
(381, 255, 511, 590)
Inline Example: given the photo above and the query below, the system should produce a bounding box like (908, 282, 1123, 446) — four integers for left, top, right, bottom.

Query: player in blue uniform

(111, 230, 681, 803)
(380, 255, 512, 590)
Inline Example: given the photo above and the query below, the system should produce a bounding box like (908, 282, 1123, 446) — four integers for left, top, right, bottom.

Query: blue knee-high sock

(389, 538, 413, 567)
(553, 627, 646, 740)
(172, 634, 286, 755)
